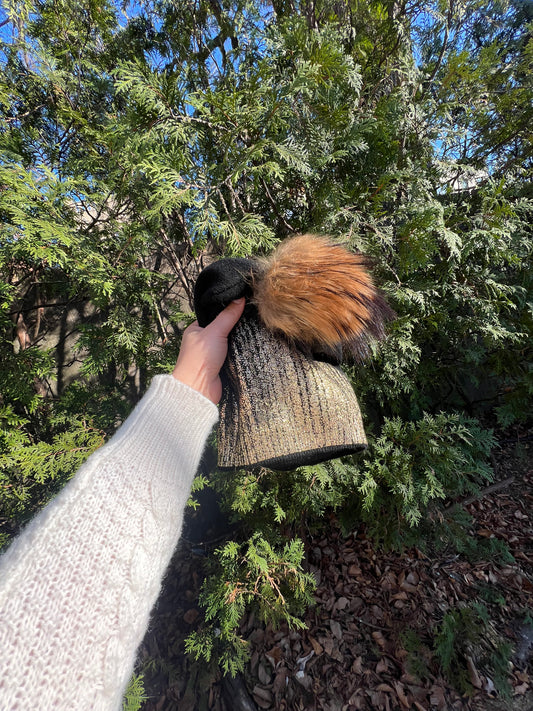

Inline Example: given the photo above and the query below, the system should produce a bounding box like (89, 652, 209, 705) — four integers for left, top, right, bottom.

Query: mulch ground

(137, 433, 533, 711)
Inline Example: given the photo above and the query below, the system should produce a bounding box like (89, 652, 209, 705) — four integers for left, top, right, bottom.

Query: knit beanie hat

(194, 234, 394, 471)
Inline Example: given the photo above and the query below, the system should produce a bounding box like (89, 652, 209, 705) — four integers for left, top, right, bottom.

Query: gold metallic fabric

(217, 313, 367, 470)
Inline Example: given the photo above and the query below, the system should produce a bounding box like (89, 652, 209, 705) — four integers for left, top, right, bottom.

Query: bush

(1, 0, 531, 681)
(184, 534, 314, 674)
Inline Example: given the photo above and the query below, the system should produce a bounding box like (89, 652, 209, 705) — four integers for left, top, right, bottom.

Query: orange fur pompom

(253, 234, 394, 360)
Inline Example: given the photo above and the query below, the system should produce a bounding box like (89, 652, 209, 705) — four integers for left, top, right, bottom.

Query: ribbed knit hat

(194, 234, 394, 471)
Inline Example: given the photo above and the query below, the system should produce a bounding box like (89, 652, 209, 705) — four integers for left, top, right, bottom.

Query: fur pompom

(253, 234, 394, 360)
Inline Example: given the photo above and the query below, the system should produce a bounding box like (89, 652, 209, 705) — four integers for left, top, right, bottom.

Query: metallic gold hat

(194, 235, 394, 471)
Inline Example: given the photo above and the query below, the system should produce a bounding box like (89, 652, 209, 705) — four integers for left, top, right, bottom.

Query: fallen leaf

(322, 636, 334, 656)
(400, 580, 418, 593)
(466, 655, 483, 689)
(514, 682, 529, 695)
(366, 689, 387, 708)
(272, 667, 288, 695)
(308, 635, 323, 656)
(477, 528, 495, 538)
(257, 660, 272, 685)
(265, 645, 282, 669)
(352, 596, 364, 611)
(406, 571, 420, 586)
(336, 596, 349, 610)
(394, 680, 410, 709)
(371, 604, 384, 620)
(391, 591, 408, 601)
(429, 685, 447, 709)
(381, 571, 397, 591)
(376, 683, 395, 692)
(372, 630, 386, 649)
(330, 619, 343, 640)
(351, 656, 363, 674)
(348, 690, 365, 709)
(252, 685, 272, 709)
(376, 657, 390, 674)
(407, 683, 429, 701)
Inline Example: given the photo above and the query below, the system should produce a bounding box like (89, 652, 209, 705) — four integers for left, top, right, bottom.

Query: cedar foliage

(434, 602, 514, 698)
(0, 0, 531, 682)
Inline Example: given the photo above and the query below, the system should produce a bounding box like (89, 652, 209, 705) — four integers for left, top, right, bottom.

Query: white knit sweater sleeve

(0, 375, 219, 711)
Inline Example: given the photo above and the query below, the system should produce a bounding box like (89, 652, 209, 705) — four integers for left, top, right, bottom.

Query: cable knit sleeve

(0, 375, 219, 711)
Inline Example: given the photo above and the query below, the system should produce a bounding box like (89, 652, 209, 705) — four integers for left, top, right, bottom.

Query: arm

(0, 299, 245, 711)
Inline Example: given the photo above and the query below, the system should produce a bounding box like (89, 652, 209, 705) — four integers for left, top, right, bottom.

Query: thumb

(208, 298, 246, 337)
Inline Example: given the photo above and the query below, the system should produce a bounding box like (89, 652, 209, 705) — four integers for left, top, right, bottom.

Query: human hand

(172, 298, 246, 404)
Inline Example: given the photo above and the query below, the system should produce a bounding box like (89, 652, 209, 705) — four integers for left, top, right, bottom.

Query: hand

(172, 298, 246, 404)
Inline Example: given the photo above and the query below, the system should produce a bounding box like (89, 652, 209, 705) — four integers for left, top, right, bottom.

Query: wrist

(172, 365, 216, 404)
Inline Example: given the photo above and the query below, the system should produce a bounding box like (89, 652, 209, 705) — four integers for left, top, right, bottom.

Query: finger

(208, 298, 245, 337)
